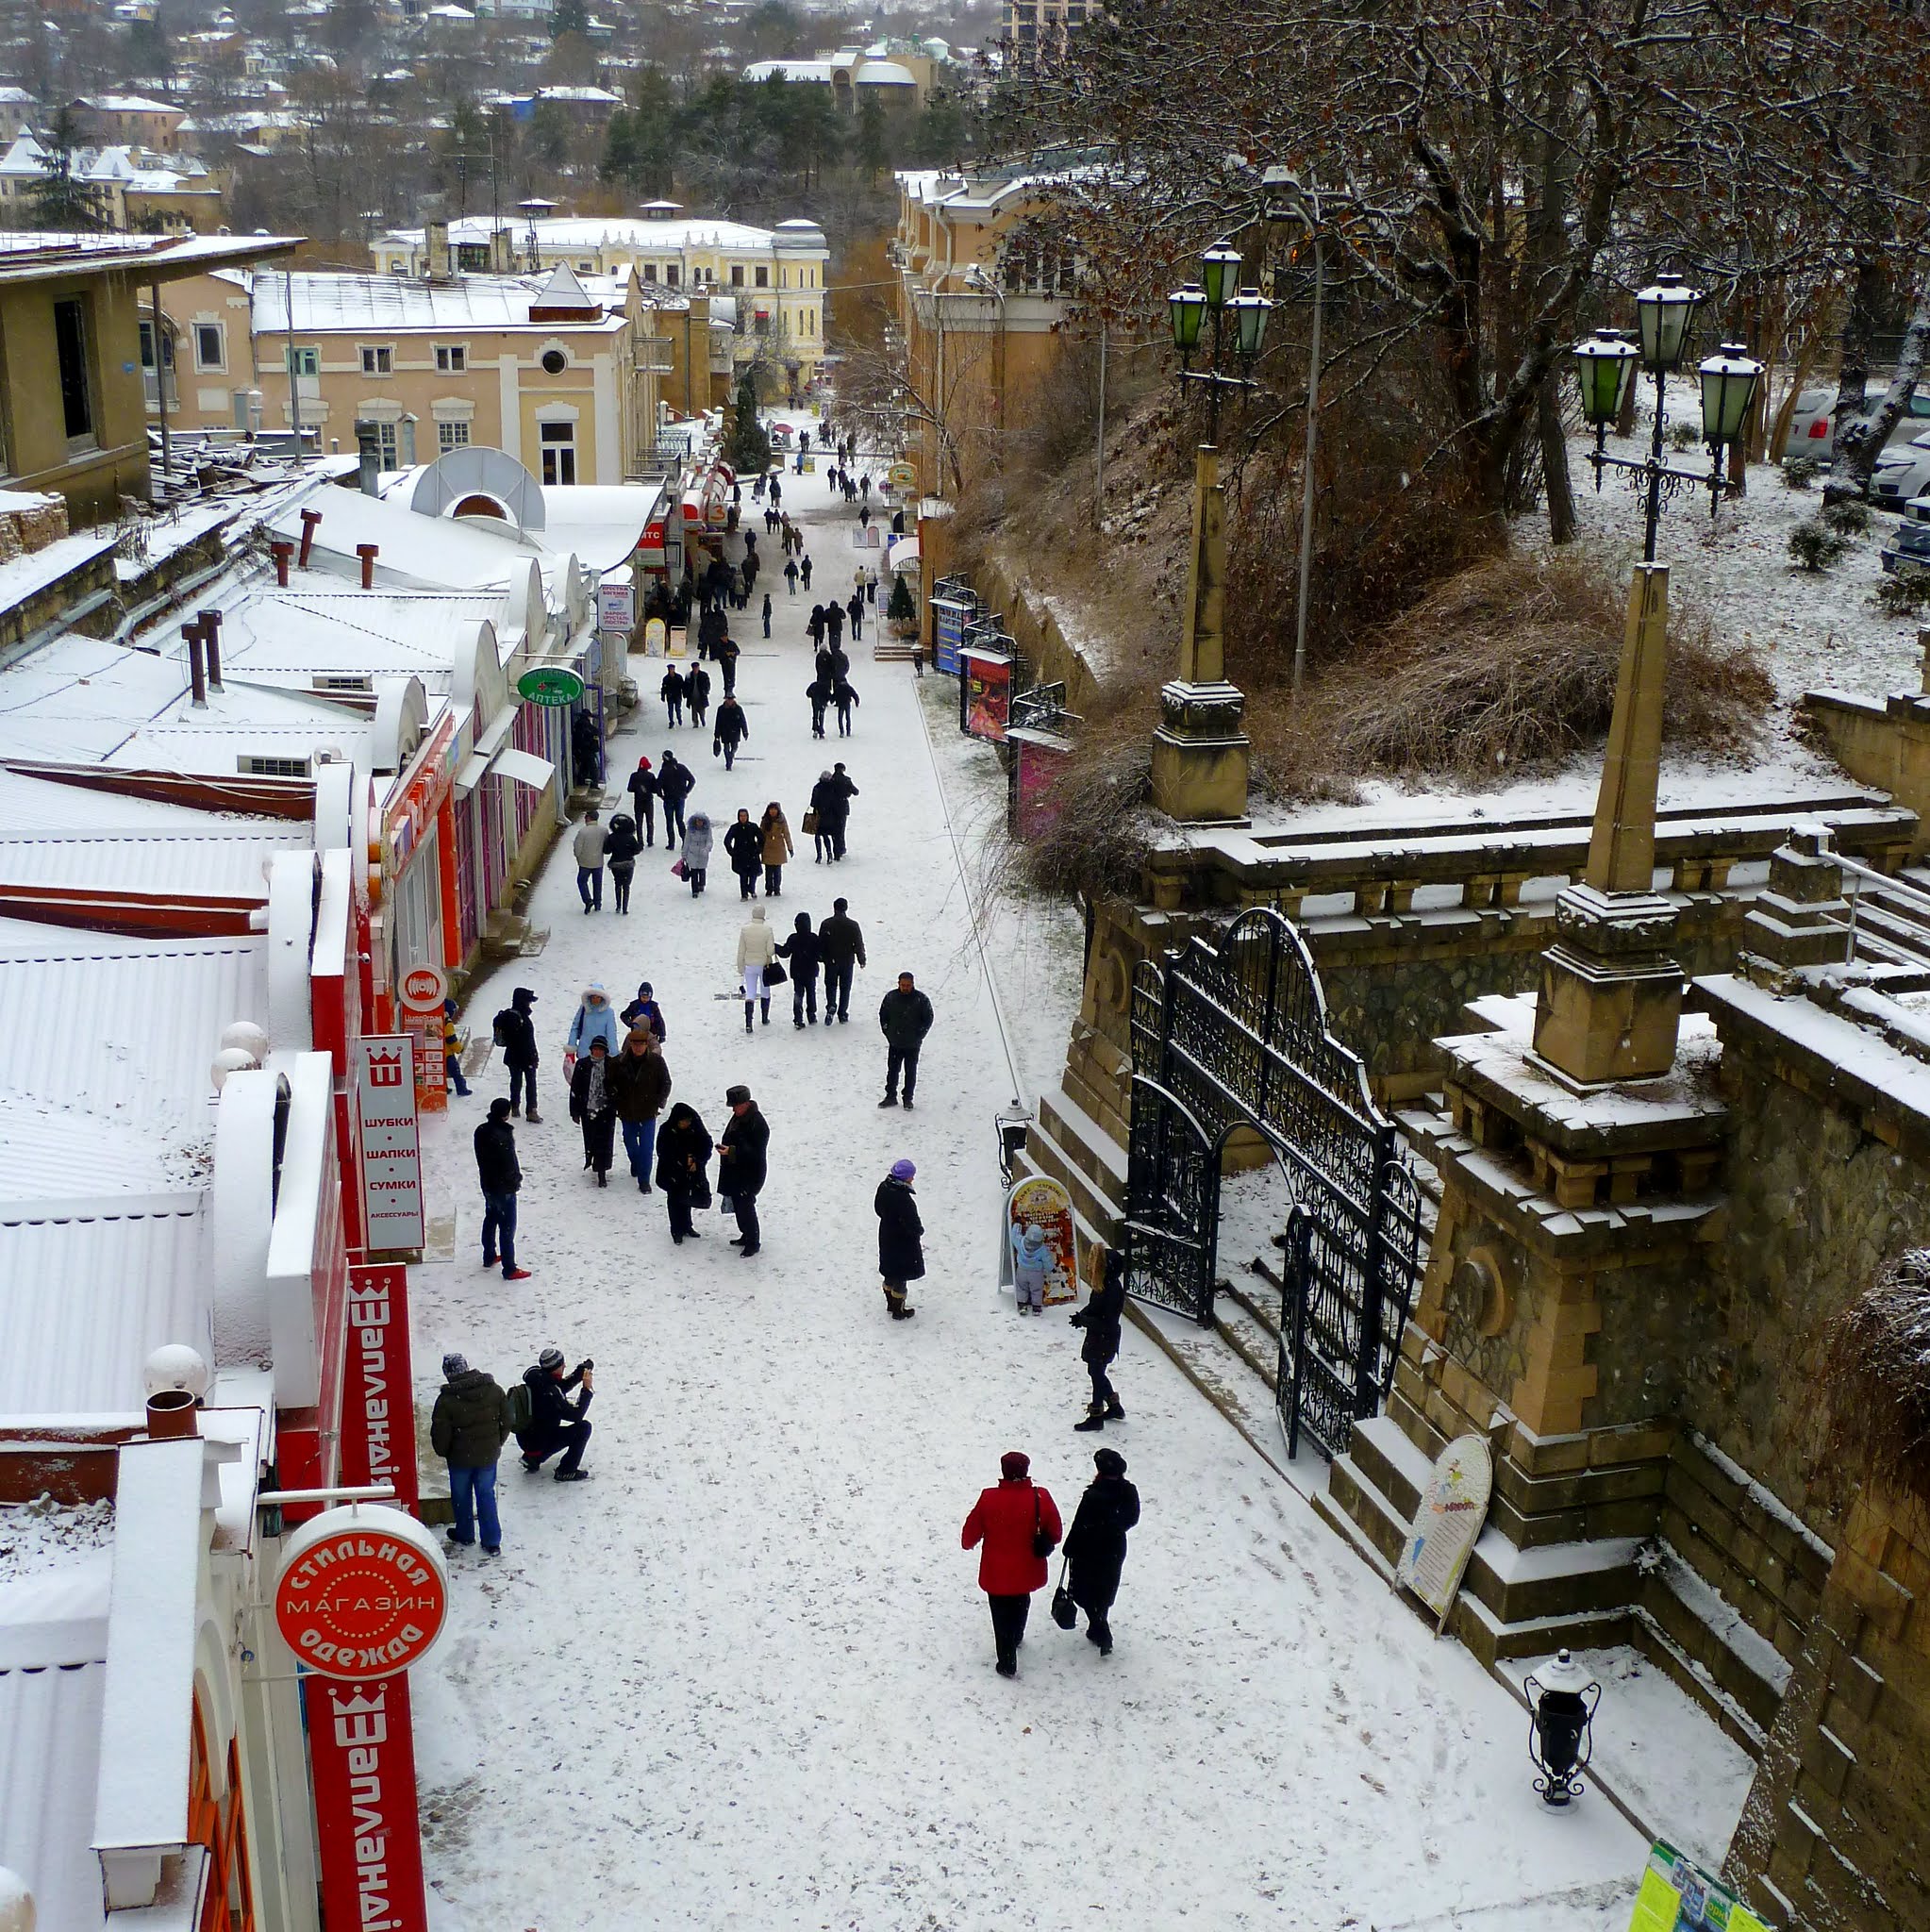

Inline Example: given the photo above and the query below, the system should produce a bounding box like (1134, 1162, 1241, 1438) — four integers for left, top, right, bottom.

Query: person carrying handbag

(961, 1451, 1061, 1679)
(1061, 1447, 1140, 1658)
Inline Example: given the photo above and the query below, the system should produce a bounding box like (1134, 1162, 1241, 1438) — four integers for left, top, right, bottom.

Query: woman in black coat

(1070, 1248, 1128, 1428)
(568, 1038, 619, 1185)
(873, 1158, 923, 1320)
(1062, 1447, 1140, 1657)
(654, 1101, 712, 1243)
(774, 911, 822, 1027)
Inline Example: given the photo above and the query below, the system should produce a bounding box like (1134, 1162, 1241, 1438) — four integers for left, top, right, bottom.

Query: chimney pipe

(184, 621, 208, 708)
(198, 608, 224, 690)
(357, 542, 379, 590)
(355, 420, 382, 497)
(298, 508, 323, 569)
(425, 217, 452, 282)
(271, 539, 294, 586)
(145, 1389, 198, 1440)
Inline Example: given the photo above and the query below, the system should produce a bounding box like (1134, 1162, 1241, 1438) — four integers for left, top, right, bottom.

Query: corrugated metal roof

(0, 1198, 214, 1416)
(0, 933, 264, 1201)
(210, 587, 503, 687)
(0, 827, 293, 899)
(0, 1657, 108, 1931)
(254, 269, 622, 334)
(0, 767, 289, 837)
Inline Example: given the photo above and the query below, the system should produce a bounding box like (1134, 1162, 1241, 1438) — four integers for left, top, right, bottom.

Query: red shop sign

(274, 1506, 448, 1678)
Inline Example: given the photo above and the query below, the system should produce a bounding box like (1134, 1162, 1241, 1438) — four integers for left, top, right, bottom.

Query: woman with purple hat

(874, 1157, 923, 1320)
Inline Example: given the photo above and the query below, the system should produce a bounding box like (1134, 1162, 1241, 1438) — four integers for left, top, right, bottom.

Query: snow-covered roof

(261, 479, 555, 592)
(211, 585, 508, 689)
(0, 229, 301, 285)
(0, 767, 282, 835)
(382, 213, 825, 258)
(744, 58, 919, 84)
(0, 1649, 109, 1931)
(0, 823, 298, 901)
(0, 135, 216, 192)
(538, 481, 670, 571)
(532, 85, 623, 103)
(75, 93, 179, 115)
(252, 269, 619, 334)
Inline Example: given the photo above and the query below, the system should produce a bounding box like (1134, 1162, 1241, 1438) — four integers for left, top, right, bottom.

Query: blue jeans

(577, 865, 603, 909)
(622, 1115, 657, 1186)
(448, 1462, 500, 1548)
(482, 1190, 518, 1273)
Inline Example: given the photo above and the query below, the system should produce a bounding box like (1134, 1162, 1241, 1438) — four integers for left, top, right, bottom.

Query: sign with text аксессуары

(357, 1034, 424, 1251)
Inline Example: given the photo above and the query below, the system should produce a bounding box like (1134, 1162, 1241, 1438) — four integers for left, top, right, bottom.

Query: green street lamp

(1200, 241, 1242, 310)
(1229, 286, 1273, 359)
(1635, 273, 1701, 374)
(1168, 282, 1208, 361)
(1699, 342, 1766, 454)
(1572, 329, 1639, 429)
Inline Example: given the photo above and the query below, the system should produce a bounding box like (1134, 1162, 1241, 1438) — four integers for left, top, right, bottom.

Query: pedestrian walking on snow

(474, 1098, 531, 1279)
(800, 553, 813, 590)
(626, 757, 658, 846)
(432, 1354, 511, 1554)
(660, 664, 688, 727)
(620, 982, 667, 1043)
(688, 663, 712, 729)
(878, 972, 933, 1108)
(807, 678, 830, 740)
(518, 1349, 592, 1480)
(825, 763, 858, 858)
(724, 808, 763, 901)
(1071, 1248, 1129, 1427)
(774, 911, 821, 1025)
(657, 750, 693, 842)
(819, 897, 865, 1022)
(678, 810, 712, 895)
(833, 680, 860, 738)
(491, 987, 541, 1120)
(608, 1025, 672, 1192)
(736, 905, 776, 1029)
(716, 634, 741, 696)
(784, 558, 798, 594)
(570, 1035, 619, 1185)
(566, 983, 622, 1062)
(807, 771, 836, 859)
(824, 601, 843, 650)
(962, 1452, 1061, 1678)
(442, 997, 472, 1096)
(717, 1083, 769, 1257)
(761, 593, 773, 638)
(847, 590, 864, 641)
(573, 810, 606, 912)
(760, 801, 793, 897)
(1062, 1448, 1140, 1657)
(874, 1158, 923, 1319)
(655, 1100, 712, 1242)
(602, 811, 641, 913)
(714, 693, 749, 770)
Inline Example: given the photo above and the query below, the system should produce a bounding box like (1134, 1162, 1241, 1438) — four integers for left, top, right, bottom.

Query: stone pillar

(1741, 826, 1853, 974)
(1532, 563, 1686, 1085)
(1149, 444, 1251, 824)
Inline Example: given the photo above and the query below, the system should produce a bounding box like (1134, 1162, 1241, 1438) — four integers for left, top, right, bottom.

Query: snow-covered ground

(406, 461, 1651, 1930)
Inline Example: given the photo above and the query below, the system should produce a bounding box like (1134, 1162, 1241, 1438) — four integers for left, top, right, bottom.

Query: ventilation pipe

(357, 543, 379, 590)
(184, 620, 208, 708)
(425, 217, 452, 282)
(270, 539, 294, 586)
(198, 608, 224, 690)
(298, 507, 322, 568)
(355, 420, 382, 497)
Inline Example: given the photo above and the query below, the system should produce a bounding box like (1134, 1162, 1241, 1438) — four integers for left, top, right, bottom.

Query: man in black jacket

(474, 1098, 532, 1279)
(1070, 1248, 1128, 1429)
(824, 762, 858, 859)
(431, 1353, 511, 1553)
(491, 988, 541, 1122)
(625, 757, 657, 845)
(519, 1347, 593, 1479)
(714, 694, 749, 771)
(657, 750, 692, 842)
(716, 1083, 769, 1257)
(877, 972, 934, 1108)
(715, 633, 741, 696)
(818, 896, 866, 1024)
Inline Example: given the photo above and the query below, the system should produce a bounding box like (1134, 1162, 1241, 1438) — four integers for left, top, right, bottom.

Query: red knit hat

(1000, 1451, 1030, 1480)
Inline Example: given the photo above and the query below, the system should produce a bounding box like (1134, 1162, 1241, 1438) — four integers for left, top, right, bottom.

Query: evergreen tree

(28, 110, 106, 232)
(854, 90, 887, 186)
(550, 0, 589, 40)
(725, 370, 772, 475)
(887, 572, 916, 626)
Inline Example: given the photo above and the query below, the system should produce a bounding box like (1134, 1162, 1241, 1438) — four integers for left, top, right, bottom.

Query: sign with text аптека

(357, 1034, 424, 1251)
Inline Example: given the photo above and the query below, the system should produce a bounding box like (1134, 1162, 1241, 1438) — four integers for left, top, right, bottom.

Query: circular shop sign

(396, 961, 448, 1014)
(517, 665, 586, 708)
(275, 1506, 449, 1678)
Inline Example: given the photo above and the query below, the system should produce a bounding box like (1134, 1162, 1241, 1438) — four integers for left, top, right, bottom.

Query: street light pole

(1292, 225, 1323, 698)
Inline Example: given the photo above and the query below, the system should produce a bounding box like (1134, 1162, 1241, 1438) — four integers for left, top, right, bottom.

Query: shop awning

(493, 747, 556, 791)
(454, 749, 491, 796)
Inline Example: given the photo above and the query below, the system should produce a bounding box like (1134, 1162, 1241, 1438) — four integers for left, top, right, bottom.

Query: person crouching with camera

(518, 1347, 594, 1481)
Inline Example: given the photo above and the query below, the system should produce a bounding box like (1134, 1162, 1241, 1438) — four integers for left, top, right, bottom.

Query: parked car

(1872, 432, 1930, 507)
(1879, 493, 1930, 573)
(1784, 385, 1930, 457)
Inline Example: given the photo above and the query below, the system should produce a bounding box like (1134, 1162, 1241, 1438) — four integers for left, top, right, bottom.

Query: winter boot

(744, 1002, 755, 1034)
(1104, 1397, 1126, 1420)
(885, 1283, 905, 1318)
(1074, 1407, 1106, 1432)
(760, 997, 771, 1025)
(525, 1109, 543, 1124)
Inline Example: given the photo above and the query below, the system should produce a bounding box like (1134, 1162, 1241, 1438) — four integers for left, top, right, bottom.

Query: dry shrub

(1285, 547, 1772, 788)
(1003, 686, 1157, 899)
(1822, 1251, 1930, 1501)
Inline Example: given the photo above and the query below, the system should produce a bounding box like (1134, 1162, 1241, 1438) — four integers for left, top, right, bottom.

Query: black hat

(725, 1083, 751, 1105)
(1094, 1448, 1127, 1477)
(488, 1097, 513, 1121)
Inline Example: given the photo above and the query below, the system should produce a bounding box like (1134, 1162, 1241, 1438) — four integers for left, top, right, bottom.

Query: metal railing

(1841, 854, 1930, 969)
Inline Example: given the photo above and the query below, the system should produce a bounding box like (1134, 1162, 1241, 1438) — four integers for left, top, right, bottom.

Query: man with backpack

(491, 987, 541, 1122)
(474, 1098, 533, 1280)
(514, 1348, 593, 1480)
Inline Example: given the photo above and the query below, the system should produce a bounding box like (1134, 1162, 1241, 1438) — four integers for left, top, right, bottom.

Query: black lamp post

(1573, 274, 1764, 562)
(1523, 1649, 1601, 1807)
(1168, 241, 1273, 445)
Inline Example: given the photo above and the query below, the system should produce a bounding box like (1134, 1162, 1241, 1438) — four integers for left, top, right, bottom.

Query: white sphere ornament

(219, 1021, 270, 1062)
(144, 1344, 210, 1402)
(210, 1047, 256, 1092)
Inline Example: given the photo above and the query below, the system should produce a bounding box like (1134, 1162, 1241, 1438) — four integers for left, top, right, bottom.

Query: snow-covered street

(406, 463, 1648, 1931)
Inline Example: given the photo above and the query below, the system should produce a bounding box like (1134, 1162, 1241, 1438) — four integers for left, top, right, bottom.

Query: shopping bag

(672, 858, 687, 878)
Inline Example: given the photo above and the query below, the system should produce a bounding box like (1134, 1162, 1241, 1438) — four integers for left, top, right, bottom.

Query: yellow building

(893, 167, 1081, 494)
(373, 208, 831, 394)
(155, 245, 671, 482)
(0, 131, 227, 235)
(0, 229, 295, 522)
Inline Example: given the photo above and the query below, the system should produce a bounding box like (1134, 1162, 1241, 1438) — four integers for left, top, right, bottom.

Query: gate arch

(1123, 906, 1425, 1459)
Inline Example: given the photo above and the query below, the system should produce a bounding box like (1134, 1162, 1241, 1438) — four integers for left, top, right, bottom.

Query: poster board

(1629, 1842, 1771, 1932)
(598, 575, 636, 634)
(355, 1035, 424, 1251)
(1000, 1175, 1080, 1307)
(643, 615, 667, 658)
(962, 650, 1011, 742)
(1395, 1433, 1494, 1628)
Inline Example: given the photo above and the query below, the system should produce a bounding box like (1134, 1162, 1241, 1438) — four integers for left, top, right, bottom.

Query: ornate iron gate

(1123, 907, 1425, 1459)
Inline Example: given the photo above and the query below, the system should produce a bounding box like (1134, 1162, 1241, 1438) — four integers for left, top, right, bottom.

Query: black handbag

(1051, 1558, 1077, 1630)
(1032, 1487, 1056, 1559)
(763, 959, 787, 987)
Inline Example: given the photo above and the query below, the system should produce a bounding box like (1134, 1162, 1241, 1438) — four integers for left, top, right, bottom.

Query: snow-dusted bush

(1822, 498, 1872, 537)
(1873, 564, 1930, 615)
(1781, 454, 1825, 490)
(1789, 519, 1851, 572)
(1823, 1250, 1930, 1501)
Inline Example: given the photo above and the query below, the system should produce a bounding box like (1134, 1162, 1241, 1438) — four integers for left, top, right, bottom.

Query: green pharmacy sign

(517, 667, 586, 708)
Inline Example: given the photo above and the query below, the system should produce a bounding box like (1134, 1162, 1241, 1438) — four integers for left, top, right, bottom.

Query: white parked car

(1784, 385, 1930, 458)
(1872, 431, 1930, 506)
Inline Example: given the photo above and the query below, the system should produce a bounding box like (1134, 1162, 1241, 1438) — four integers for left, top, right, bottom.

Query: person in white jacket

(736, 906, 776, 1034)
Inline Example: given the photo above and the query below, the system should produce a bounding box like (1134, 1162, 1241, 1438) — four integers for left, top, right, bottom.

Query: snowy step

(871, 640, 917, 661)
(1210, 1289, 1280, 1393)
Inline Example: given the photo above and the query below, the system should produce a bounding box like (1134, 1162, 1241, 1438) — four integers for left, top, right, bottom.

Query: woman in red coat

(961, 1451, 1062, 1678)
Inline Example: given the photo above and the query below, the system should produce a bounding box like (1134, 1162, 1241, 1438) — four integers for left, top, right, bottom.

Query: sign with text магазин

(356, 1035, 424, 1251)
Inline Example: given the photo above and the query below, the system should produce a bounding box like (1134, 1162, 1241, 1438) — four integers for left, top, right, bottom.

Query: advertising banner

(1628, 1842, 1770, 1932)
(643, 615, 667, 658)
(1010, 732, 1073, 841)
(963, 653, 1010, 742)
(306, 1674, 432, 1932)
(341, 1261, 420, 1509)
(1395, 1433, 1493, 1627)
(1000, 1175, 1081, 1307)
(355, 1036, 424, 1251)
(395, 963, 448, 1117)
(598, 576, 636, 635)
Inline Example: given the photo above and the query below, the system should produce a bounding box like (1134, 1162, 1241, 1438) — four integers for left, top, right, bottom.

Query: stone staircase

(872, 636, 918, 662)
(1012, 1081, 1126, 1246)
